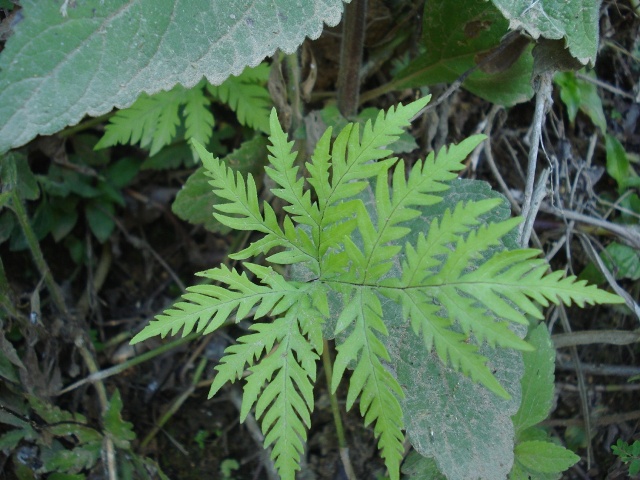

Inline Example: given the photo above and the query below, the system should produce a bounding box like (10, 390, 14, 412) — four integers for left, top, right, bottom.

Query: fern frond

(96, 86, 189, 155)
(313, 97, 431, 263)
(324, 97, 430, 211)
(305, 128, 333, 212)
(396, 199, 504, 287)
(331, 288, 405, 479)
(208, 326, 279, 398)
(130, 264, 301, 343)
(389, 231, 622, 399)
(436, 289, 532, 351)
(131, 97, 623, 480)
(457, 249, 624, 314)
(209, 285, 328, 400)
(207, 64, 272, 134)
(362, 135, 487, 282)
(429, 216, 522, 283)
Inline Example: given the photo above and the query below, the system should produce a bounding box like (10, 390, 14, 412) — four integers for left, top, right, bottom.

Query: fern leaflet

(95, 84, 189, 156)
(207, 63, 272, 134)
(96, 64, 271, 157)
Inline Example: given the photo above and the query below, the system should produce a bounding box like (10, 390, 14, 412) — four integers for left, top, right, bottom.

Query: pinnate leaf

(132, 97, 621, 480)
(207, 64, 272, 134)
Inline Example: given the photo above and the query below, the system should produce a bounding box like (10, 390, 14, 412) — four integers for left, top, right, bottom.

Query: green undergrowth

(0, 389, 167, 479)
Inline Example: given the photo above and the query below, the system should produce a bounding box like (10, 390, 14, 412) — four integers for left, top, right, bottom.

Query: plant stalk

(337, 0, 367, 118)
(283, 52, 303, 132)
(10, 191, 71, 320)
(56, 332, 200, 395)
(322, 339, 356, 480)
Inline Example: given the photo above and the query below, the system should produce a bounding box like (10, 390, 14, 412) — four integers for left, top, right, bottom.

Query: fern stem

(74, 334, 117, 480)
(58, 112, 113, 138)
(322, 339, 357, 480)
(283, 52, 303, 132)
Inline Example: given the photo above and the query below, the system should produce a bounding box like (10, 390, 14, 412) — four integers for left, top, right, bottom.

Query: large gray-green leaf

(489, 0, 601, 65)
(387, 180, 524, 480)
(393, 0, 533, 106)
(0, 0, 347, 153)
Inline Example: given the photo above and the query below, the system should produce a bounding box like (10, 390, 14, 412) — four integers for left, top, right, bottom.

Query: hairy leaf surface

(0, 0, 347, 153)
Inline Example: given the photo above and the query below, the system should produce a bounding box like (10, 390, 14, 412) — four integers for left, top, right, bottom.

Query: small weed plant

(612, 439, 640, 476)
(132, 96, 621, 480)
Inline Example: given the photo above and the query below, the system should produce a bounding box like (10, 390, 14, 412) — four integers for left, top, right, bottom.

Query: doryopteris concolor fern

(131, 97, 622, 480)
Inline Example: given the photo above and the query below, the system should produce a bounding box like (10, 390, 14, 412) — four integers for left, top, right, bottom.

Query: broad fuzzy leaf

(490, 0, 601, 65)
(0, 0, 347, 153)
(132, 97, 622, 480)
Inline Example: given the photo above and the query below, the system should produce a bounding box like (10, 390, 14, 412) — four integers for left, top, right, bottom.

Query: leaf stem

(56, 332, 200, 395)
(58, 112, 114, 138)
(337, 0, 367, 118)
(518, 72, 553, 247)
(283, 52, 303, 132)
(322, 339, 356, 479)
(10, 190, 70, 320)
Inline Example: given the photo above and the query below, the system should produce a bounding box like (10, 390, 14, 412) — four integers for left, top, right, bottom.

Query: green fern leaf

(130, 263, 302, 343)
(95, 81, 217, 157)
(395, 199, 503, 288)
(95, 85, 188, 155)
(234, 304, 320, 480)
(192, 140, 319, 272)
(208, 64, 272, 134)
(324, 96, 430, 210)
(331, 288, 405, 477)
(457, 249, 622, 311)
(132, 96, 623, 480)
(97, 65, 271, 158)
(264, 111, 320, 226)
